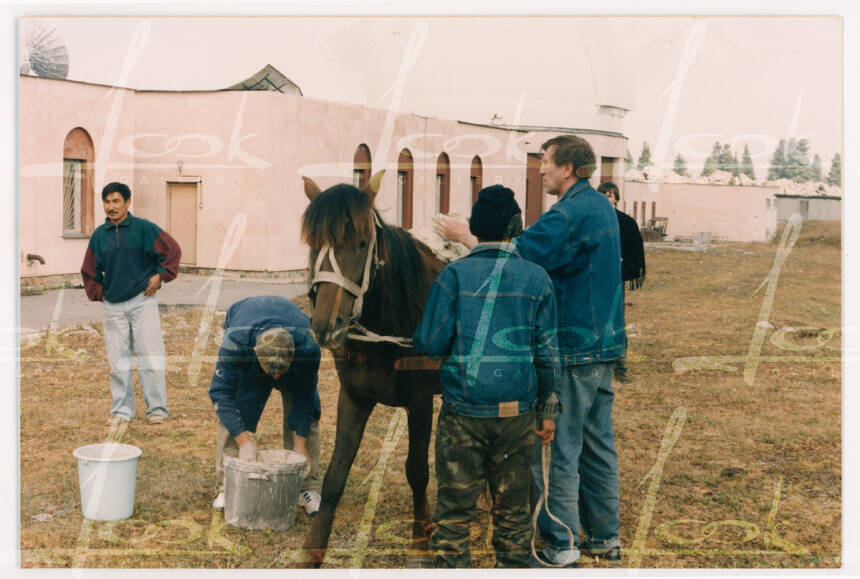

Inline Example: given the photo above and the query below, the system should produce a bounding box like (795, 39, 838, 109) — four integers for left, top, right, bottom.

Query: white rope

(345, 322, 414, 348)
(530, 442, 577, 567)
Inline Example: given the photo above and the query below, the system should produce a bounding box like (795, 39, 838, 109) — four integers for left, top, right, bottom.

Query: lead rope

(530, 442, 577, 567)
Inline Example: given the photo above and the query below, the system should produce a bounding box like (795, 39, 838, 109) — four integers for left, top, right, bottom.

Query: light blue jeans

(103, 292, 167, 420)
(532, 361, 620, 557)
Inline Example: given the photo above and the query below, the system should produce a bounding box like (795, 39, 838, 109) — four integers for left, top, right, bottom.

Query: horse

(298, 171, 444, 567)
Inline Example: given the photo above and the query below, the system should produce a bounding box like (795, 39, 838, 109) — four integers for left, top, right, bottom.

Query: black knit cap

(469, 185, 523, 241)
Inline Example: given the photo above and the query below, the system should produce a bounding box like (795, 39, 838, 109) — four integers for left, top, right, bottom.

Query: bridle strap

(309, 213, 379, 320)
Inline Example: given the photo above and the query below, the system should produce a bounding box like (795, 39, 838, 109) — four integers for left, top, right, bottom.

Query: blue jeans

(103, 293, 167, 420)
(531, 362, 620, 556)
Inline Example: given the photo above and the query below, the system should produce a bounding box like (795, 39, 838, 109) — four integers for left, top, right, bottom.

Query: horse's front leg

(404, 387, 434, 567)
(298, 387, 375, 568)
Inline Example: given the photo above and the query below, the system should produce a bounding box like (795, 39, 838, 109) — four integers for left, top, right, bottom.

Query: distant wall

(775, 196, 841, 222)
(622, 181, 779, 243)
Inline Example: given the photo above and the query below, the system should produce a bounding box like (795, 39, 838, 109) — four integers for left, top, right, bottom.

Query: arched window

(397, 149, 414, 229)
(353, 144, 372, 190)
(436, 152, 450, 215)
(63, 127, 95, 235)
(470, 155, 483, 204)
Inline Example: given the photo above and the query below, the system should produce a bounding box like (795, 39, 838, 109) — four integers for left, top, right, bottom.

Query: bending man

(209, 295, 322, 516)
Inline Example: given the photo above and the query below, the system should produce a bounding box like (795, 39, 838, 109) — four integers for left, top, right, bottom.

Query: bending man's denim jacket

(515, 179, 626, 366)
(413, 242, 561, 418)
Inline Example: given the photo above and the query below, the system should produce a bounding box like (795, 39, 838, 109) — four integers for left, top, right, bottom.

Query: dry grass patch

(20, 221, 841, 568)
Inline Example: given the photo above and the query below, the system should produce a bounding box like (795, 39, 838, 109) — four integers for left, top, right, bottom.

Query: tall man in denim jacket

(435, 136, 626, 566)
(413, 185, 561, 568)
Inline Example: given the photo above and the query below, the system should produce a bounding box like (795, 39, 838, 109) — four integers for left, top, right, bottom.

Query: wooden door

(169, 183, 197, 265)
(525, 153, 543, 226)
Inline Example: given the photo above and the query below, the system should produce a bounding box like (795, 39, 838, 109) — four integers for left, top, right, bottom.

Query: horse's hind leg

(300, 388, 375, 568)
(404, 388, 435, 567)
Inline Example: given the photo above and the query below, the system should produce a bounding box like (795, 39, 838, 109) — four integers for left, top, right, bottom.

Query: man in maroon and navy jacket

(81, 182, 181, 426)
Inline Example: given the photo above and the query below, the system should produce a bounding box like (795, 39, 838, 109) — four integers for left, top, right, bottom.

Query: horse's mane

(301, 184, 442, 338)
(363, 223, 438, 337)
(301, 184, 375, 250)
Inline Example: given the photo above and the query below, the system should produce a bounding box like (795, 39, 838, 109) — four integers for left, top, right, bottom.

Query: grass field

(19, 219, 841, 569)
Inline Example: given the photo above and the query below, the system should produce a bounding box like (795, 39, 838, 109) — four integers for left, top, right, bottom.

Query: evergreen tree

(787, 138, 812, 181)
(718, 143, 734, 174)
(702, 142, 721, 177)
(637, 142, 652, 170)
(767, 139, 787, 181)
(732, 151, 740, 177)
(741, 143, 755, 180)
(811, 154, 822, 182)
(673, 152, 689, 176)
(827, 153, 842, 187)
(625, 149, 634, 169)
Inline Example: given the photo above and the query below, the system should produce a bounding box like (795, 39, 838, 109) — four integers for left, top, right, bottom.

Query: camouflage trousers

(431, 405, 536, 568)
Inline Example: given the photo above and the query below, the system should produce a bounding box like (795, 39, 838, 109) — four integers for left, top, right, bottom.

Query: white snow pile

(762, 179, 842, 198)
(409, 214, 470, 263)
(625, 166, 843, 196)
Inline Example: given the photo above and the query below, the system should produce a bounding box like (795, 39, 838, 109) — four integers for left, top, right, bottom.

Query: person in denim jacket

(413, 185, 561, 568)
(434, 136, 626, 567)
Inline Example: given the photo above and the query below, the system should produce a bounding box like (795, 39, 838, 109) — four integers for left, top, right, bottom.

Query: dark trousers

(431, 406, 535, 568)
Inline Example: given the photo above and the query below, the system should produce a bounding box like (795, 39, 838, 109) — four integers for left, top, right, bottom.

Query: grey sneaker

(105, 415, 130, 427)
(580, 540, 622, 560)
(530, 547, 579, 568)
(147, 414, 166, 425)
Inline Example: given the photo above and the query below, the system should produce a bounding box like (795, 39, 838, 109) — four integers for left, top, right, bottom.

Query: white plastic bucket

(73, 443, 142, 521)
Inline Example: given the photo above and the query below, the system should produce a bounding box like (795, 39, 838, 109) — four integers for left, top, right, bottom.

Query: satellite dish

(20, 20, 69, 79)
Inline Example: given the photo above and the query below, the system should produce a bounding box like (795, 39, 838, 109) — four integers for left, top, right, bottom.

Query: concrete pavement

(19, 274, 307, 339)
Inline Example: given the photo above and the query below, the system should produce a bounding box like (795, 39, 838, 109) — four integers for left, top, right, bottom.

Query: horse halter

(309, 211, 382, 322)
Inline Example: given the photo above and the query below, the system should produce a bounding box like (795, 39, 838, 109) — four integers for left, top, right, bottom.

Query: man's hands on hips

(144, 273, 162, 297)
(536, 418, 556, 444)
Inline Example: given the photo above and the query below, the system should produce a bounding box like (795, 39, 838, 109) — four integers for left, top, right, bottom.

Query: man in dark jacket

(209, 295, 322, 516)
(81, 182, 181, 426)
(598, 181, 646, 383)
(413, 185, 561, 568)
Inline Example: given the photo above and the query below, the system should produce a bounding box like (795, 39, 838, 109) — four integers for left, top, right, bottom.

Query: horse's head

(301, 171, 385, 349)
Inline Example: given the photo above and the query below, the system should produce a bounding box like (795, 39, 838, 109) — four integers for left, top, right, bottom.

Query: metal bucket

(223, 448, 307, 531)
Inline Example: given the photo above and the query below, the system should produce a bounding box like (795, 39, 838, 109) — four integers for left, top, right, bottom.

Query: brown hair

(597, 181, 620, 202)
(541, 135, 596, 179)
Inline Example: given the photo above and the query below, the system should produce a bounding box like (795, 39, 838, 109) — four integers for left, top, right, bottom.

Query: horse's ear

(302, 176, 322, 200)
(361, 170, 385, 202)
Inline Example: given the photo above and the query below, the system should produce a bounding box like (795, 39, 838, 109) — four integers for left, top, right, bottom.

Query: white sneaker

(212, 491, 225, 511)
(298, 490, 320, 516)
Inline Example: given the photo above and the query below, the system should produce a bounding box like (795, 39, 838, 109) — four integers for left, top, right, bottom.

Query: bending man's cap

(254, 327, 295, 376)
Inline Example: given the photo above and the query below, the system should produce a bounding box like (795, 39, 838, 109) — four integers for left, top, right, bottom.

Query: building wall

(20, 76, 137, 279)
(20, 75, 630, 279)
(775, 197, 841, 222)
(622, 181, 779, 243)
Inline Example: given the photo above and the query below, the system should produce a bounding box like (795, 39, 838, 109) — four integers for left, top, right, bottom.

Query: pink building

(19, 71, 630, 285)
(621, 181, 779, 243)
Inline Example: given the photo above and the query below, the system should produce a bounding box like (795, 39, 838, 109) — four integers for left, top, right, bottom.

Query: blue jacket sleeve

(515, 209, 574, 273)
(412, 270, 457, 358)
(533, 283, 562, 418)
(284, 347, 321, 439)
(208, 336, 250, 437)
